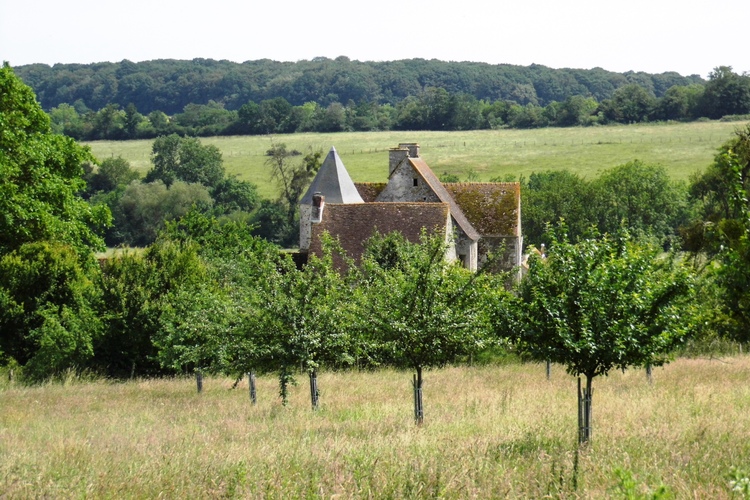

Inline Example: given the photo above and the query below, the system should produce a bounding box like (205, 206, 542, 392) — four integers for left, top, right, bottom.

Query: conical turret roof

(300, 147, 364, 205)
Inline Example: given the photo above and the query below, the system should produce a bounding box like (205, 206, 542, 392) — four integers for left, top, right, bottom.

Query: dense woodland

(13, 58, 750, 140)
(3, 61, 750, 426)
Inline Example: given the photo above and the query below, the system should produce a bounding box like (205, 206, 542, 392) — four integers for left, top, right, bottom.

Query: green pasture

(86, 120, 748, 199)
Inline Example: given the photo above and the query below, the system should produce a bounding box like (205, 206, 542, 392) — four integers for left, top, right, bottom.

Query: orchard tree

(356, 231, 495, 424)
(514, 224, 695, 443)
(0, 63, 110, 258)
(259, 242, 354, 408)
(153, 211, 289, 395)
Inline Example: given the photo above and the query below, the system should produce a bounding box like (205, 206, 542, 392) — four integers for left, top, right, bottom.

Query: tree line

(42, 68, 749, 141)
(5, 63, 750, 438)
(12, 59, 750, 140)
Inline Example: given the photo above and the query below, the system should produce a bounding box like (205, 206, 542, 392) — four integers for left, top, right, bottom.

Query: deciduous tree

(356, 231, 495, 423)
(514, 224, 695, 443)
(0, 63, 110, 258)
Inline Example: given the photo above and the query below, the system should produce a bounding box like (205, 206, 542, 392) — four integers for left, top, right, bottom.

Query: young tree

(258, 243, 354, 408)
(514, 224, 695, 443)
(356, 231, 494, 424)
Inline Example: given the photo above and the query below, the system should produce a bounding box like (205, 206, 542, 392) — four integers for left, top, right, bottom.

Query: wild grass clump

(2, 357, 749, 498)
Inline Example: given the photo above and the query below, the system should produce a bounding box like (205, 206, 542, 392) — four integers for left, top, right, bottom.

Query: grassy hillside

(86, 120, 748, 199)
(2, 358, 749, 497)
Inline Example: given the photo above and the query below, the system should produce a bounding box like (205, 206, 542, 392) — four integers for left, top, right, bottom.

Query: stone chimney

(399, 142, 420, 158)
(389, 143, 420, 175)
(311, 193, 325, 223)
(389, 145, 409, 176)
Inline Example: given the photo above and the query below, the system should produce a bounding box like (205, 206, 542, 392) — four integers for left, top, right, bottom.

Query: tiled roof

(308, 202, 450, 265)
(407, 158, 480, 241)
(444, 183, 521, 236)
(300, 147, 364, 205)
(354, 182, 387, 202)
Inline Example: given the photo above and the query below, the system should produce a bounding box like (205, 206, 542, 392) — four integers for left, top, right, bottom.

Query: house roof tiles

(309, 202, 450, 265)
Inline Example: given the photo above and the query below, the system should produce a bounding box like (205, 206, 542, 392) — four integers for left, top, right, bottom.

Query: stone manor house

(299, 143, 522, 273)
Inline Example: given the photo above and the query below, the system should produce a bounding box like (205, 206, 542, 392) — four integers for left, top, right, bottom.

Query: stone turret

(300, 147, 363, 250)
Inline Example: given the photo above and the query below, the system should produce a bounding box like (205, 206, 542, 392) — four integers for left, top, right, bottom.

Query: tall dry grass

(2, 357, 749, 498)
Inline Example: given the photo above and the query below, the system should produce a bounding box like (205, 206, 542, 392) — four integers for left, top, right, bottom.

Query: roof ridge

(408, 158, 480, 241)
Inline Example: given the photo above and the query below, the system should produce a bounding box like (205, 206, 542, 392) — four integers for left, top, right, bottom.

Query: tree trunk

(248, 371, 257, 405)
(578, 375, 593, 444)
(309, 369, 319, 410)
(413, 367, 424, 425)
(196, 370, 203, 393)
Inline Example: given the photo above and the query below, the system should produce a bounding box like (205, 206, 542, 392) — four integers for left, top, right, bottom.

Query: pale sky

(1, 0, 747, 78)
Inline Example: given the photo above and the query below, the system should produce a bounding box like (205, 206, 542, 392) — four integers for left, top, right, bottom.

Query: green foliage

(265, 143, 322, 244)
(0, 63, 110, 258)
(522, 170, 596, 246)
(146, 134, 225, 188)
(257, 241, 355, 404)
(96, 239, 210, 377)
(599, 84, 656, 124)
(592, 160, 690, 245)
(0, 242, 102, 382)
(699, 67, 750, 119)
(515, 224, 695, 381)
(112, 180, 213, 246)
(357, 231, 495, 375)
(85, 155, 141, 195)
(150, 211, 282, 378)
(18, 59, 745, 139)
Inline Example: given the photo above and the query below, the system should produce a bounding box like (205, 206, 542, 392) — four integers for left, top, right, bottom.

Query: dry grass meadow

(85, 120, 749, 199)
(2, 356, 750, 498)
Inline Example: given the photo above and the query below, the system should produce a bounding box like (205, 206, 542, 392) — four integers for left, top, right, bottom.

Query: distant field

(86, 120, 749, 199)
(2, 357, 749, 498)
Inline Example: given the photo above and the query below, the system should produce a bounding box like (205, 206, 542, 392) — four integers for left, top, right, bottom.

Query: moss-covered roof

(407, 158, 480, 241)
(443, 183, 520, 236)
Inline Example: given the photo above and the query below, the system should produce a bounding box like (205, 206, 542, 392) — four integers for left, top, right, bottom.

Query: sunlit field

(85, 120, 748, 199)
(2, 356, 749, 498)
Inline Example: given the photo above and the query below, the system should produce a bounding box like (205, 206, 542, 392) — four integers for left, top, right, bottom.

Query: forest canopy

(16, 58, 750, 141)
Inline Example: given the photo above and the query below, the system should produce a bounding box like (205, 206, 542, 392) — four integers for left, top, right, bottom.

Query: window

(413, 178, 419, 187)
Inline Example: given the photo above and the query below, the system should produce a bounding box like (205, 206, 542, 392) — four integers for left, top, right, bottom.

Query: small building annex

(299, 143, 522, 273)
